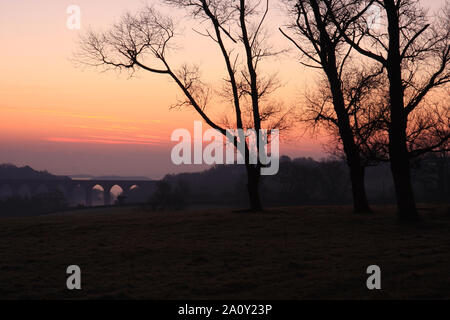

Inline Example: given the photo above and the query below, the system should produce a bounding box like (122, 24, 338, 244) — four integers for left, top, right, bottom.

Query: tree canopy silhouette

(296, 0, 449, 222)
(76, 1, 291, 211)
(280, 0, 390, 214)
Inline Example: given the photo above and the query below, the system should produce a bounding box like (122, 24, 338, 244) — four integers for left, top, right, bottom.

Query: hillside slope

(0, 164, 68, 180)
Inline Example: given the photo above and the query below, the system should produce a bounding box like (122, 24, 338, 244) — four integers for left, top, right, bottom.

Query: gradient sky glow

(0, 0, 445, 178)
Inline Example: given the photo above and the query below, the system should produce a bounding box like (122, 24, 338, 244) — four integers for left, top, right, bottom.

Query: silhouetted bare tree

(76, 1, 290, 211)
(323, 0, 450, 222)
(304, 68, 389, 161)
(280, 0, 386, 213)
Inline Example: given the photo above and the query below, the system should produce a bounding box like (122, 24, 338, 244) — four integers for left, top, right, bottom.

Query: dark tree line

(0, 191, 68, 218)
(1, 154, 447, 216)
(151, 154, 449, 208)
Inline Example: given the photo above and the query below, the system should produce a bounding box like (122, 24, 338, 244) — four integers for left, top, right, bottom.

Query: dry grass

(0, 205, 449, 299)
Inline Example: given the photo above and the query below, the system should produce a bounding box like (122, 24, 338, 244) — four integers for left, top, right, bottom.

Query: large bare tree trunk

(287, 0, 373, 214)
(349, 164, 371, 213)
(387, 80, 419, 222)
(327, 64, 372, 214)
(389, 145, 418, 222)
(246, 165, 263, 211)
(338, 126, 372, 214)
(385, 0, 419, 222)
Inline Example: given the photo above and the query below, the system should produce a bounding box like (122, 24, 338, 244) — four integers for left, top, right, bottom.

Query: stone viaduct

(0, 178, 157, 206)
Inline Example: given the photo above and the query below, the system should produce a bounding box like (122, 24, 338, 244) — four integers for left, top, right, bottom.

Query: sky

(0, 0, 445, 178)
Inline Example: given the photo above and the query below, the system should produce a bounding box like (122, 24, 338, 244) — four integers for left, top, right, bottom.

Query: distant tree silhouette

(136, 156, 447, 208)
(322, 0, 450, 222)
(280, 0, 387, 213)
(76, 0, 290, 212)
(412, 151, 450, 204)
(149, 179, 189, 210)
(0, 191, 68, 217)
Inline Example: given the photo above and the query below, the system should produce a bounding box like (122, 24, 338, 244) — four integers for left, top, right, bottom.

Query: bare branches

(324, 0, 450, 116)
(282, 0, 387, 172)
(170, 64, 212, 112)
(76, 5, 231, 136)
(300, 66, 388, 166)
(76, 0, 289, 173)
(279, 27, 322, 67)
(407, 100, 450, 158)
(164, 0, 238, 42)
(75, 7, 173, 74)
(323, 0, 386, 65)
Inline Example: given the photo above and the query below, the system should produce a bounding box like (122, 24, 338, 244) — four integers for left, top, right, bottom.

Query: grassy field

(0, 205, 449, 299)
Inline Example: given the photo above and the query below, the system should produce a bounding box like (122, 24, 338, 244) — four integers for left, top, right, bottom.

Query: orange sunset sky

(0, 0, 445, 178)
